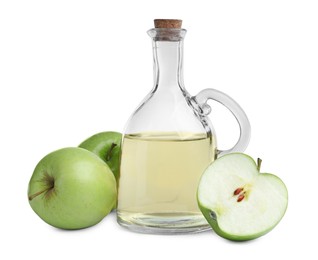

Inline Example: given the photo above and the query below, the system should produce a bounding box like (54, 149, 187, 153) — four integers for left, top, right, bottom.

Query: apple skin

(197, 153, 288, 241)
(79, 131, 122, 182)
(28, 147, 117, 230)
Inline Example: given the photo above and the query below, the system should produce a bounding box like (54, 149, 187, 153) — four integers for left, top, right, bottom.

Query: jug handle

(193, 88, 251, 157)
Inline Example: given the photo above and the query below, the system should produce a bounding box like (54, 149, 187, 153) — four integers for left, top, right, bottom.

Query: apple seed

(233, 187, 246, 202)
(233, 187, 244, 195)
(237, 194, 245, 202)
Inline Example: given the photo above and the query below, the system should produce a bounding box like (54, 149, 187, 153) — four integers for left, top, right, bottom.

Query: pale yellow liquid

(117, 132, 216, 233)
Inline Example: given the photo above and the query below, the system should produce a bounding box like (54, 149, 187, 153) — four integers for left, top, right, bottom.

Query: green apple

(28, 147, 117, 230)
(79, 131, 122, 181)
(197, 153, 288, 241)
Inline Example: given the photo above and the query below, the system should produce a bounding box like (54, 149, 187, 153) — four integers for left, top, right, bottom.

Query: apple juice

(117, 132, 216, 232)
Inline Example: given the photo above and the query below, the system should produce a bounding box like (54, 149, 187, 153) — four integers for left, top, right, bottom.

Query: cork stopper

(154, 19, 182, 29)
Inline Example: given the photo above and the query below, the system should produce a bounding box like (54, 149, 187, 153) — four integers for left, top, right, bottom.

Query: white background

(1, 0, 317, 259)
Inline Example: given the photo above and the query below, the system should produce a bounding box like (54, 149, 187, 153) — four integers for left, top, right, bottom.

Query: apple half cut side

(197, 153, 288, 241)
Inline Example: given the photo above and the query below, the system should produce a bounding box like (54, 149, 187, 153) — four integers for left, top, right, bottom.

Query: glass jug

(117, 19, 251, 234)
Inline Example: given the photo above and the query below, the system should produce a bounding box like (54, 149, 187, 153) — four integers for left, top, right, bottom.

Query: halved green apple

(197, 153, 288, 241)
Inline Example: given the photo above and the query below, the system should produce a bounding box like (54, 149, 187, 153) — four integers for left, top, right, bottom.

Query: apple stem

(257, 158, 262, 172)
(28, 188, 51, 201)
(106, 143, 117, 161)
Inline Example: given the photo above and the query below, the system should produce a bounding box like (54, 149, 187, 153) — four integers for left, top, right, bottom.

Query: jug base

(117, 211, 211, 234)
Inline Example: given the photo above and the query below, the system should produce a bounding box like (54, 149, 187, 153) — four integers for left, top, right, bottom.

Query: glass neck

(148, 28, 187, 92)
(152, 40, 184, 90)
